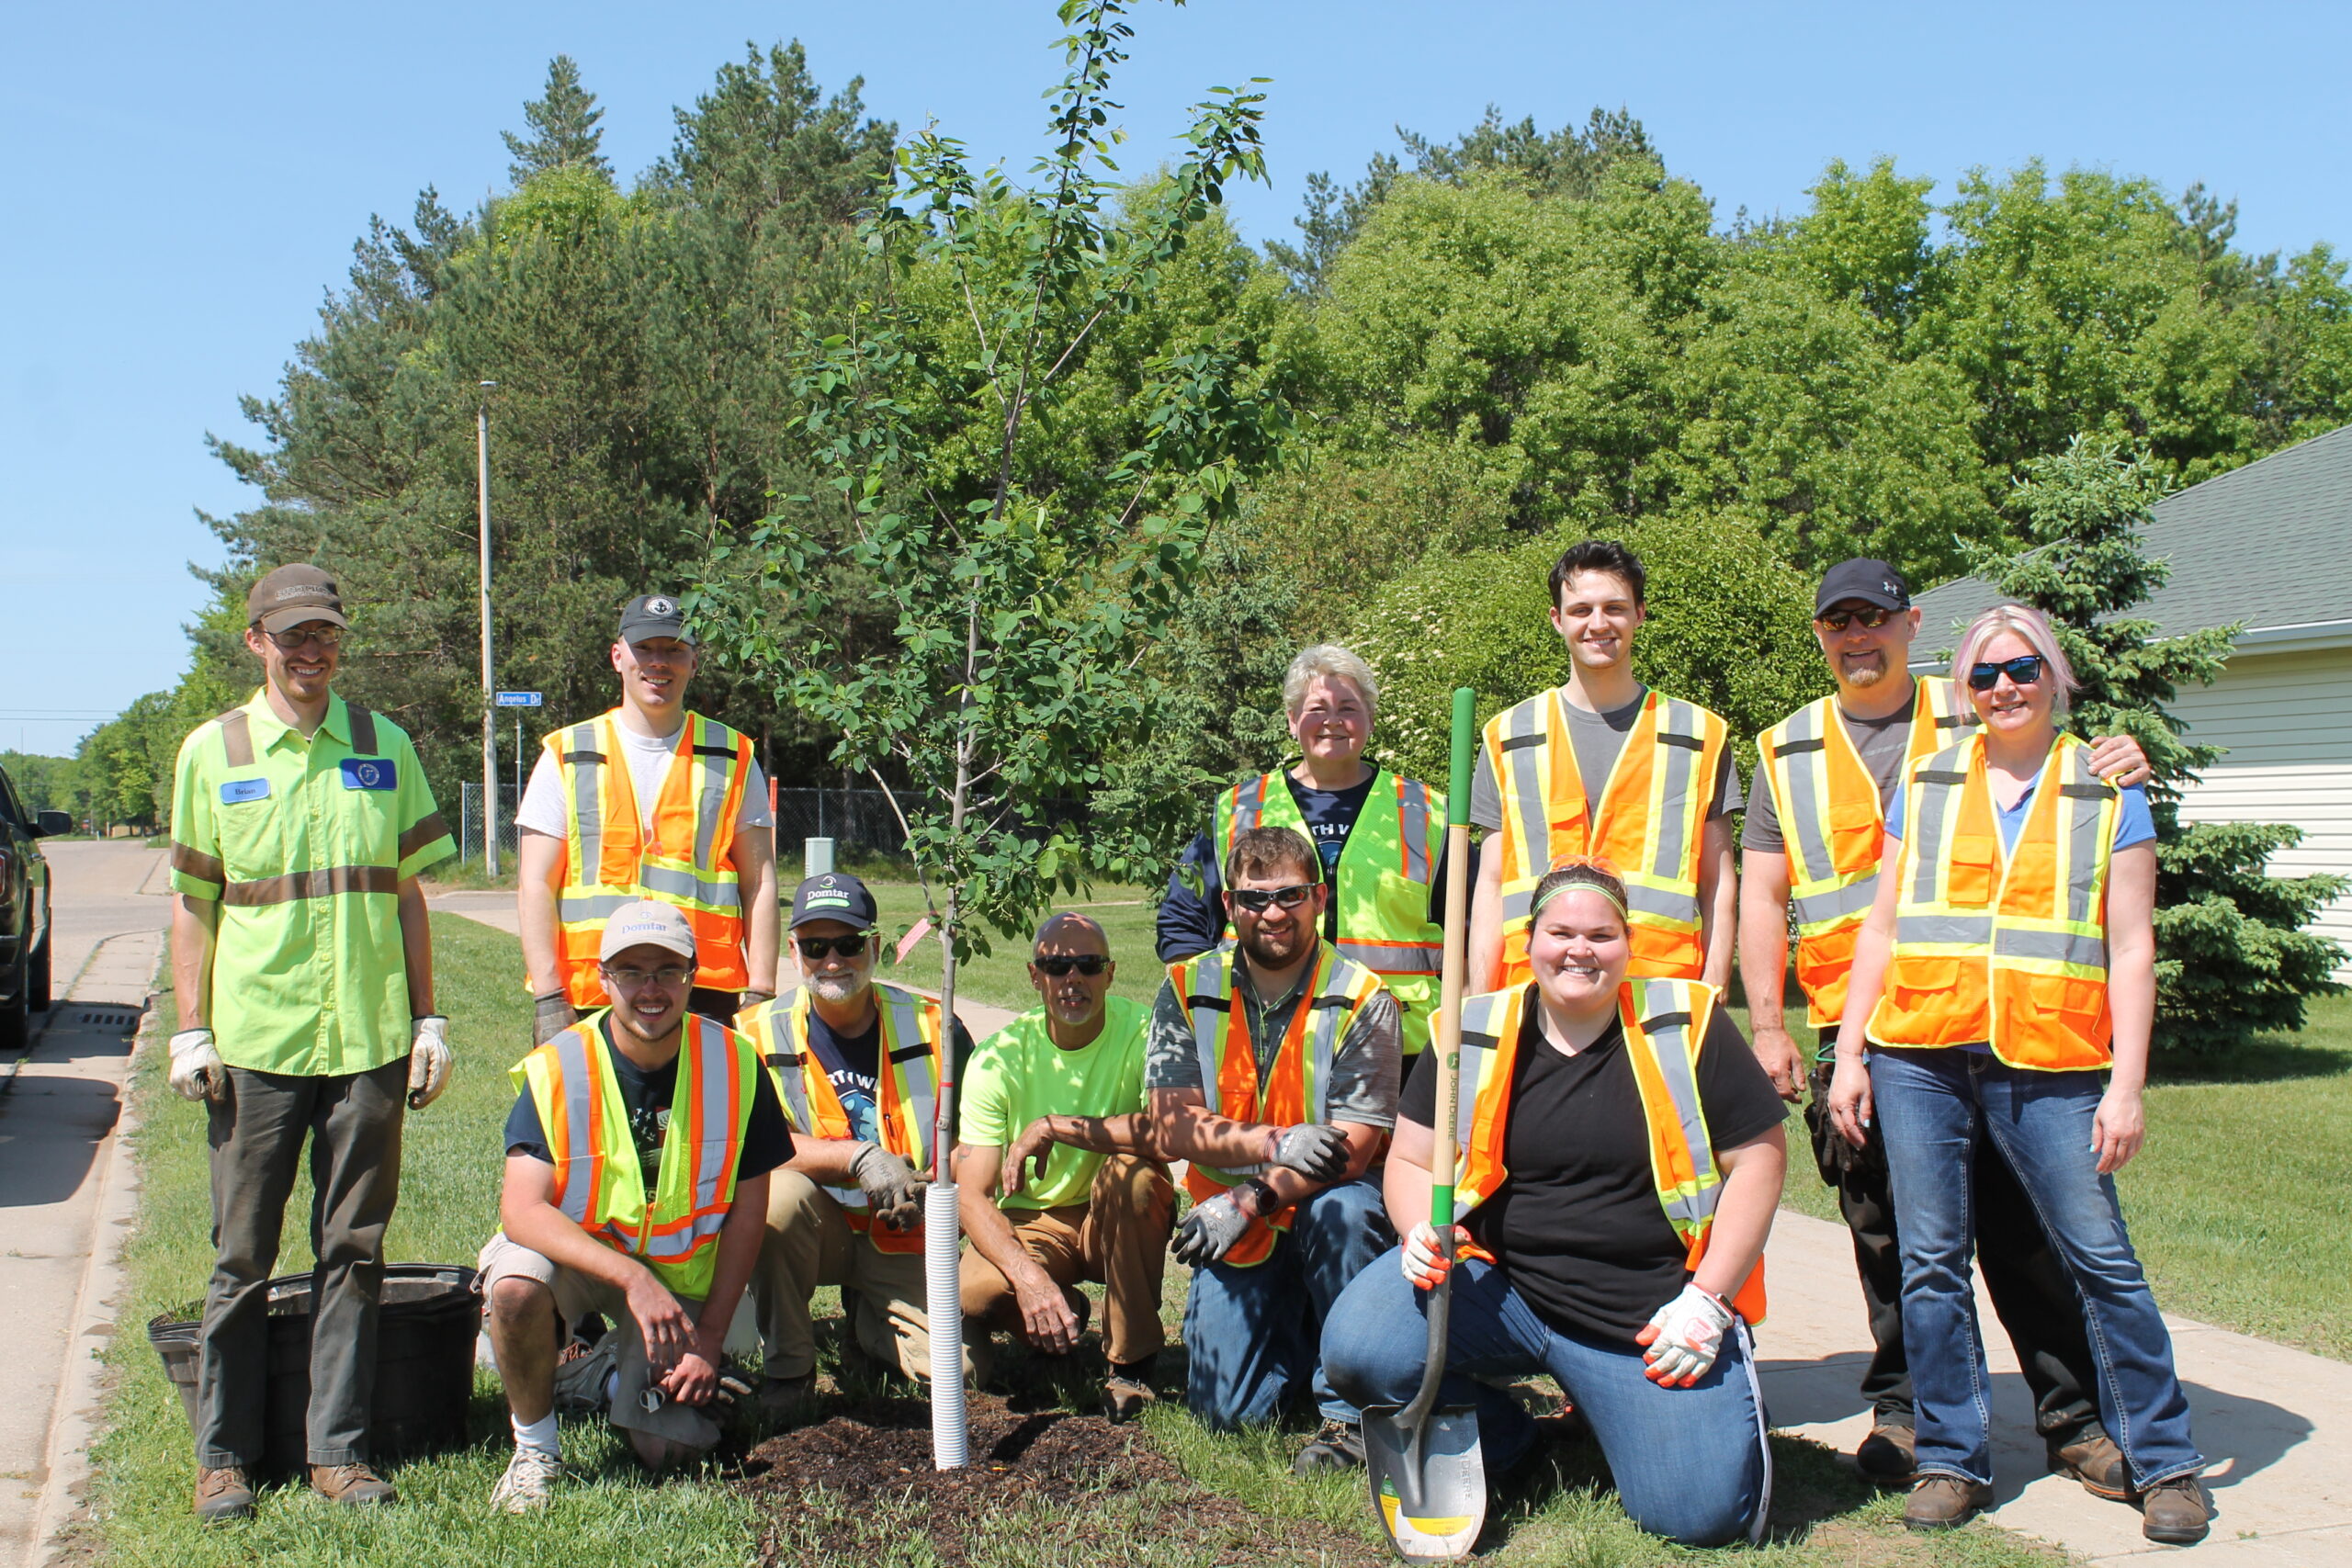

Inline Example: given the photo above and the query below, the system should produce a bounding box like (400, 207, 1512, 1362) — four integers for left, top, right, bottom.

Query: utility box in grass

(148, 1264, 481, 1474)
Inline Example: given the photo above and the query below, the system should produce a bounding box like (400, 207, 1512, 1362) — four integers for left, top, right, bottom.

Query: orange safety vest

(1214, 765, 1444, 1056)
(1449, 977, 1766, 1324)
(510, 1013, 760, 1299)
(1867, 732, 2121, 1071)
(548, 710, 753, 1006)
(1170, 942, 1386, 1267)
(1756, 682, 1979, 1026)
(1484, 688, 1728, 987)
(737, 983, 942, 1253)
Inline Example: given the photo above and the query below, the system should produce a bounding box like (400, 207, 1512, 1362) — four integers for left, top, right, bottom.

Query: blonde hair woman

(1826, 604, 2210, 1544)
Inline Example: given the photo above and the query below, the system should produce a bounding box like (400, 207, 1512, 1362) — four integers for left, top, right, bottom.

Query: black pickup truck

(0, 759, 70, 1052)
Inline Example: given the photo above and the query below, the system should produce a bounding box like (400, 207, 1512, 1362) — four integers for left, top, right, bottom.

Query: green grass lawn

(82, 915, 2094, 1567)
(856, 879, 1168, 1015)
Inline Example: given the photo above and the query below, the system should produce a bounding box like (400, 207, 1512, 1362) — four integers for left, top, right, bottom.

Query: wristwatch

(1239, 1176, 1280, 1217)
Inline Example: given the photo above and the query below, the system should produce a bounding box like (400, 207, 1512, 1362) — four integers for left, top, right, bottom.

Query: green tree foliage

(503, 54, 612, 184)
(1982, 439, 2345, 1054)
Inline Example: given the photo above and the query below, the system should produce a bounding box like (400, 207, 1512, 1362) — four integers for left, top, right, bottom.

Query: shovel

(1363, 686, 1485, 1561)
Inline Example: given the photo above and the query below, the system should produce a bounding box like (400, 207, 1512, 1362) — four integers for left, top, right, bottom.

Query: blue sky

(7, 0, 2349, 755)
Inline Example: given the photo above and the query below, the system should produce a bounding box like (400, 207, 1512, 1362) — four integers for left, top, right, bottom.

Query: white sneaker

(491, 1446, 564, 1514)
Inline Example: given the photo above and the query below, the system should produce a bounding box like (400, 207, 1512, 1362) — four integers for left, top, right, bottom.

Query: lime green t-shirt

(959, 995, 1149, 1211)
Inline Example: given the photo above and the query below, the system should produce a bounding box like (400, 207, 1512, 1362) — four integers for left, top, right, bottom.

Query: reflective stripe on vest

(511, 1012, 757, 1299)
(1758, 682, 1977, 1026)
(1450, 978, 1765, 1323)
(1214, 766, 1445, 1055)
(1866, 733, 2120, 1070)
(1170, 942, 1384, 1267)
(739, 983, 942, 1253)
(1484, 689, 1726, 987)
(550, 710, 752, 1005)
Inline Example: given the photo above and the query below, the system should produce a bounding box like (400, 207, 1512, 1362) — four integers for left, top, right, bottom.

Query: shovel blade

(1363, 1404, 1485, 1561)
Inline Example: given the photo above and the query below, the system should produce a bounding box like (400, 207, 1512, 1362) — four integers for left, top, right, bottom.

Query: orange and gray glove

(1399, 1222, 1467, 1291)
(1636, 1283, 1736, 1387)
(168, 1027, 226, 1101)
(407, 1015, 453, 1109)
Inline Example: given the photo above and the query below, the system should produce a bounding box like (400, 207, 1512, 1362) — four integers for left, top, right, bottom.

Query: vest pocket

(1828, 800, 1880, 863)
(1948, 835, 1997, 907)
(2021, 973, 2109, 1053)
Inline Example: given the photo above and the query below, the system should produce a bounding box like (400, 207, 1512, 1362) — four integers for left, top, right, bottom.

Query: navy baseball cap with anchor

(617, 593, 696, 645)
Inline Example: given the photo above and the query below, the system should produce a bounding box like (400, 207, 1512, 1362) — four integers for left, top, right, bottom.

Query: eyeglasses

(1034, 953, 1110, 977)
(262, 625, 345, 649)
(796, 934, 869, 961)
(603, 964, 692, 988)
(1967, 655, 2045, 691)
(1228, 883, 1318, 914)
(1816, 604, 1895, 632)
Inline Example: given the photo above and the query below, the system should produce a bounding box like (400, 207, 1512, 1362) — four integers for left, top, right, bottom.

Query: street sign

(494, 691, 543, 707)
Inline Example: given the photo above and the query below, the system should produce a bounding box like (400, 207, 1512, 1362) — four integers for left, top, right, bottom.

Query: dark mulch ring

(737, 1392, 1381, 1567)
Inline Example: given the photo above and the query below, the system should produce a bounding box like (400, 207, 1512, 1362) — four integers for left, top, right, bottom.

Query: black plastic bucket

(148, 1263, 481, 1474)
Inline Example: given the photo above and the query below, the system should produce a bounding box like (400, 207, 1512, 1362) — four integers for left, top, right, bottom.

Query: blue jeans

(1870, 1049, 2204, 1488)
(1182, 1178, 1394, 1429)
(1323, 1253, 1770, 1547)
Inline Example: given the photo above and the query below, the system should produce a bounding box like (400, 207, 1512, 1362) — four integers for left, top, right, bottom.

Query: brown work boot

(1904, 1474, 1994, 1531)
(2141, 1475, 2212, 1545)
(757, 1371, 818, 1422)
(1855, 1423, 1917, 1483)
(309, 1461, 398, 1506)
(2048, 1428, 2132, 1500)
(1101, 1373, 1156, 1424)
(194, 1465, 255, 1522)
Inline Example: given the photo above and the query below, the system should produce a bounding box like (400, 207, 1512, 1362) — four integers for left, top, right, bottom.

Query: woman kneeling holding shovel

(1323, 858, 1787, 1549)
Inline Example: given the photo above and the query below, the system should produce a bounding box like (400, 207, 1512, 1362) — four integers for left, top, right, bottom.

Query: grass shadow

(2153, 1036, 2352, 1086)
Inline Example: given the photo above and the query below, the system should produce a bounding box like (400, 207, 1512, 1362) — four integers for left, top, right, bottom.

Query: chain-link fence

(457, 782, 522, 863)
(771, 786, 907, 858)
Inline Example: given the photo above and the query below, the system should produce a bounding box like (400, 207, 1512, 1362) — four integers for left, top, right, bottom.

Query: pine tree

(503, 55, 612, 185)
(1980, 437, 2346, 1054)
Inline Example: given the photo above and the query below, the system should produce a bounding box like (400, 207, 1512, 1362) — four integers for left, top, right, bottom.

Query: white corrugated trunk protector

(926, 1180, 968, 1468)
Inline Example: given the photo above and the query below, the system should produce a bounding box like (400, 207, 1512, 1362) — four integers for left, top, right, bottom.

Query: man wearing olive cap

(516, 593, 780, 1041)
(166, 563, 457, 1519)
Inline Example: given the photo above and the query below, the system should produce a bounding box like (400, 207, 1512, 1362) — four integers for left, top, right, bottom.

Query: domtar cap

(598, 899, 698, 964)
(617, 593, 695, 645)
(1815, 558, 1911, 615)
(790, 872, 877, 932)
(247, 564, 350, 634)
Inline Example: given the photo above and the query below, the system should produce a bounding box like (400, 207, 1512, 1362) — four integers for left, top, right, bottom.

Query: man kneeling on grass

(480, 900, 793, 1512)
(954, 913, 1175, 1420)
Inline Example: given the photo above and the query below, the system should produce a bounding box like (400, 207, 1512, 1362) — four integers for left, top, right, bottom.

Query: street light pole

(478, 380, 500, 877)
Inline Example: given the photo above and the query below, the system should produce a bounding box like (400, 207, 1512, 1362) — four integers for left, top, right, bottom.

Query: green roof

(1911, 423, 2352, 660)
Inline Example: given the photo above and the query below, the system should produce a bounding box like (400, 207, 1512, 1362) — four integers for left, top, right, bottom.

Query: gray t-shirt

(1742, 693, 1916, 854)
(1146, 946, 1400, 1135)
(1468, 686, 1742, 834)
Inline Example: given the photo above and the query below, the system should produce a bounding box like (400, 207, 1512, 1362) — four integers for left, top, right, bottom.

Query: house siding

(2168, 647, 2352, 981)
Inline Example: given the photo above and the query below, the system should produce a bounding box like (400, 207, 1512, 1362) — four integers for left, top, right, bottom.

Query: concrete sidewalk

(1758, 1208, 2352, 1564)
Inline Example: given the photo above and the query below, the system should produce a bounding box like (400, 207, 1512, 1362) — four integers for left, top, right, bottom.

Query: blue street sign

(494, 691, 543, 707)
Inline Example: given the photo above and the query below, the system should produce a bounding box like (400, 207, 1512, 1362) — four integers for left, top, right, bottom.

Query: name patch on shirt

(340, 758, 397, 791)
(220, 778, 271, 804)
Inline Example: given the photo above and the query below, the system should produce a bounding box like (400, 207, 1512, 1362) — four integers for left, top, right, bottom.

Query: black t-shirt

(506, 1018, 795, 1184)
(1398, 1002, 1784, 1343)
(789, 1003, 978, 1145)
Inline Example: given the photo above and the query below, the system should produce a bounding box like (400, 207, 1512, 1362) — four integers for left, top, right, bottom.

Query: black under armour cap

(1815, 558, 1910, 615)
(617, 593, 695, 645)
(791, 872, 877, 932)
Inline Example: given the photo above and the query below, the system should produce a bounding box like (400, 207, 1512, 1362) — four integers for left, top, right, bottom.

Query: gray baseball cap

(598, 899, 697, 964)
(247, 564, 350, 634)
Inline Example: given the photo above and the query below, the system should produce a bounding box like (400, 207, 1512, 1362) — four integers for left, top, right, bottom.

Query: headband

(1532, 872, 1629, 924)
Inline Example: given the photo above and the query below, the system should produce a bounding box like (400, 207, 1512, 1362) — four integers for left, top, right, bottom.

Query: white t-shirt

(515, 716, 773, 838)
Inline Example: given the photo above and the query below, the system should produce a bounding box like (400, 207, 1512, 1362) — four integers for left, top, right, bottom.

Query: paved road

(0, 842, 169, 1567)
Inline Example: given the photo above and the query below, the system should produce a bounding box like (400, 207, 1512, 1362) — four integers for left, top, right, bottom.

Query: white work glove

(407, 1015, 453, 1109)
(1636, 1283, 1736, 1388)
(1171, 1190, 1254, 1267)
(848, 1142, 928, 1233)
(168, 1027, 226, 1101)
(1266, 1122, 1351, 1181)
(1400, 1222, 1467, 1292)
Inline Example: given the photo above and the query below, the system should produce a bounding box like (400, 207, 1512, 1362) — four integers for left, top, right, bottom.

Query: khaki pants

(755, 1169, 944, 1382)
(475, 1232, 724, 1455)
(960, 1155, 1175, 1369)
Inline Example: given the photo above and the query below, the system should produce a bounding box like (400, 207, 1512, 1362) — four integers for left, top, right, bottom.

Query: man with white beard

(740, 874, 976, 1416)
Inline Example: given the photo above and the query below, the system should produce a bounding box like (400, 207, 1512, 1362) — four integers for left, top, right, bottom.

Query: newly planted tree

(693, 0, 1283, 1464)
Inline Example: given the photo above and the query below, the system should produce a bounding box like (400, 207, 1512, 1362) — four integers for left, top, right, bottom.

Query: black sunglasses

(1967, 654, 2045, 692)
(1034, 954, 1111, 977)
(795, 933, 869, 961)
(1816, 604, 1896, 631)
(1229, 883, 1318, 914)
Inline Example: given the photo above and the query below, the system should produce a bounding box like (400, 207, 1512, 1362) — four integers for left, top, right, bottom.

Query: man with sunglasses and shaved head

(1149, 825, 1401, 1474)
(739, 872, 976, 1416)
(1738, 557, 2147, 1498)
(953, 912, 1173, 1420)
